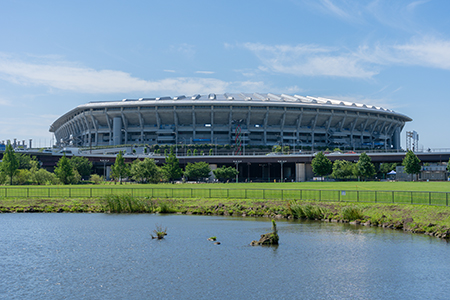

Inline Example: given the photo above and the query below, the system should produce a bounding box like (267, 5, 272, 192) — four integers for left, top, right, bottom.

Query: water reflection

(0, 214, 449, 299)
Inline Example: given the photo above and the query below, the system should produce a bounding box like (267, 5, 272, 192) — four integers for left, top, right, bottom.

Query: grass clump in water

(341, 206, 364, 221)
(289, 201, 328, 219)
(102, 194, 156, 213)
(151, 224, 167, 239)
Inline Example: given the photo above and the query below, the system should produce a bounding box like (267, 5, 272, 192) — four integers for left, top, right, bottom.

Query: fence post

(227, 189, 229, 198)
(48, 188, 50, 198)
(392, 191, 394, 203)
(319, 190, 321, 201)
(447, 193, 449, 206)
(172, 189, 173, 198)
(209, 188, 211, 198)
(245, 189, 247, 199)
(90, 188, 92, 198)
(27, 188, 29, 198)
(411, 192, 413, 204)
(375, 191, 377, 203)
(300, 190, 302, 200)
(151, 188, 153, 198)
(429, 192, 431, 205)
(5, 188, 7, 198)
(338, 190, 340, 202)
(69, 188, 71, 198)
(191, 188, 193, 198)
(357, 191, 359, 202)
(281, 190, 283, 201)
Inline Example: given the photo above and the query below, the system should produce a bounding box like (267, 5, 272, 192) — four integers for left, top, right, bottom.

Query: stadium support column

(392, 126, 400, 150)
(295, 163, 305, 182)
(113, 117, 122, 146)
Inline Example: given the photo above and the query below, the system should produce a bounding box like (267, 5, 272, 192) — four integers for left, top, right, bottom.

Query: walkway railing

(0, 187, 449, 206)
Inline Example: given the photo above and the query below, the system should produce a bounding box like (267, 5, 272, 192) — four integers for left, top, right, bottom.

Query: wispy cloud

(195, 71, 215, 74)
(0, 54, 230, 94)
(242, 36, 450, 78)
(163, 69, 176, 73)
(242, 42, 376, 78)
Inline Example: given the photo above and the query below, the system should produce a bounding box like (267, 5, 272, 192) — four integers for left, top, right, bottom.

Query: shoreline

(1, 197, 450, 239)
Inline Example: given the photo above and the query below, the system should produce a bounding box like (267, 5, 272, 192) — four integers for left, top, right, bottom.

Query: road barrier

(0, 187, 449, 206)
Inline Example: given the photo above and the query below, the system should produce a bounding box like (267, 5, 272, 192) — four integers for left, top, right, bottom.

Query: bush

(289, 202, 328, 219)
(341, 206, 364, 221)
(90, 174, 103, 184)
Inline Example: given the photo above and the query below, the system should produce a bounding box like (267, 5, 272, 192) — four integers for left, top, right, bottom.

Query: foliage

(193, 149, 198, 156)
(102, 194, 156, 213)
(209, 149, 213, 156)
(355, 152, 376, 180)
(31, 168, 58, 185)
(447, 159, 450, 173)
(380, 162, 398, 175)
(341, 206, 364, 221)
(15, 153, 37, 170)
(69, 156, 93, 178)
(111, 151, 129, 184)
(311, 152, 332, 177)
(1, 144, 19, 185)
(162, 148, 183, 181)
(331, 160, 355, 180)
(54, 154, 78, 184)
(151, 224, 167, 239)
(283, 146, 290, 154)
(130, 158, 162, 183)
(13, 169, 32, 185)
(213, 166, 238, 182)
(90, 174, 103, 184)
(403, 150, 421, 180)
(184, 161, 211, 181)
(272, 145, 282, 153)
(187, 149, 192, 156)
(289, 201, 328, 219)
(158, 200, 177, 213)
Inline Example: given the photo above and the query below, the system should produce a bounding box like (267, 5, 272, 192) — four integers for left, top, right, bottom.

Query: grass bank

(1, 195, 450, 239)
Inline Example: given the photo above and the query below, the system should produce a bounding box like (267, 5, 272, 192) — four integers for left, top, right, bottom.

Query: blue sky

(0, 0, 449, 149)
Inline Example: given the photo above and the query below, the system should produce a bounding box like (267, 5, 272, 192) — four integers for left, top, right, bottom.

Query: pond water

(1, 213, 449, 299)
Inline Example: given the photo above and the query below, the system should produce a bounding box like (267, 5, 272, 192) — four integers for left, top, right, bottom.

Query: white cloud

(242, 42, 376, 78)
(163, 69, 176, 73)
(0, 54, 230, 94)
(195, 71, 215, 74)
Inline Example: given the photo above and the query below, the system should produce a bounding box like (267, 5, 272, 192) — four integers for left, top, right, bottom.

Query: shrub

(341, 206, 364, 221)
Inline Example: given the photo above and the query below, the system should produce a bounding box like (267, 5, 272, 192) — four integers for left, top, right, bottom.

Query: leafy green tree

(111, 151, 129, 184)
(162, 148, 182, 181)
(213, 166, 238, 182)
(54, 155, 76, 184)
(193, 149, 198, 156)
(403, 150, 421, 181)
(379, 163, 398, 178)
(311, 152, 332, 177)
(1, 144, 19, 185)
(272, 145, 282, 153)
(447, 158, 450, 173)
(130, 158, 161, 183)
(184, 162, 211, 181)
(90, 174, 103, 184)
(355, 152, 376, 180)
(331, 160, 355, 180)
(187, 149, 192, 156)
(209, 149, 213, 156)
(32, 168, 57, 185)
(15, 153, 36, 170)
(13, 169, 32, 185)
(69, 156, 92, 179)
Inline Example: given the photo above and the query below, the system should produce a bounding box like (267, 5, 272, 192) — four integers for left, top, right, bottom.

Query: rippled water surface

(1, 213, 449, 299)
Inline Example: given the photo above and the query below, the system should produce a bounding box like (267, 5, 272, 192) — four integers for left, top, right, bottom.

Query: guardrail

(0, 187, 449, 206)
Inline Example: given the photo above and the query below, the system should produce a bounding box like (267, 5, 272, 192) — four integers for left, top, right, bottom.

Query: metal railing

(0, 187, 449, 206)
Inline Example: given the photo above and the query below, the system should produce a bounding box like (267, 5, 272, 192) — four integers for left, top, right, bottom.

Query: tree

(111, 151, 129, 184)
(331, 160, 355, 180)
(1, 144, 19, 185)
(311, 152, 332, 178)
(54, 155, 76, 184)
(447, 158, 450, 173)
(379, 162, 398, 178)
(213, 166, 238, 182)
(184, 162, 211, 181)
(355, 152, 376, 180)
(162, 148, 182, 181)
(130, 158, 161, 183)
(403, 150, 421, 181)
(15, 153, 36, 170)
(69, 156, 92, 179)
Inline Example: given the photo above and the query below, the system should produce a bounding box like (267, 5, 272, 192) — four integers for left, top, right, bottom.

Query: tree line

(0, 145, 238, 185)
(311, 150, 430, 180)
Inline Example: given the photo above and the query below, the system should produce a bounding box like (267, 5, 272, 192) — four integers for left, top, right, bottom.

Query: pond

(1, 213, 449, 299)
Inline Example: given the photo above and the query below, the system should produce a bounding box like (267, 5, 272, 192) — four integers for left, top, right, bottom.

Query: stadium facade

(50, 93, 411, 150)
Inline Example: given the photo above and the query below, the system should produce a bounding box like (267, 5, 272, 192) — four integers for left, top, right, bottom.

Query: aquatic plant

(151, 224, 167, 239)
(102, 194, 156, 213)
(341, 206, 364, 221)
(158, 200, 177, 213)
(289, 201, 328, 219)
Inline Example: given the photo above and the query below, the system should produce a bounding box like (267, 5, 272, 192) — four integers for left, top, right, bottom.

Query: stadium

(50, 93, 411, 150)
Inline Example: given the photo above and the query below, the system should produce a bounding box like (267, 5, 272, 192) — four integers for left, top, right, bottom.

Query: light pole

(100, 159, 109, 181)
(233, 160, 242, 183)
(278, 160, 287, 182)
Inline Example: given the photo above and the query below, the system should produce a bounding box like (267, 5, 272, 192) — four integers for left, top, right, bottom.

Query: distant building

(396, 164, 448, 181)
(50, 93, 411, 150)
